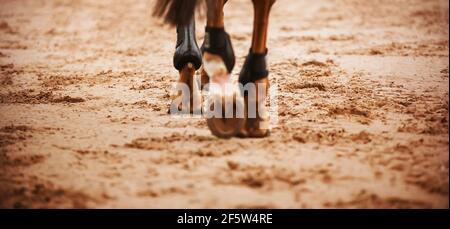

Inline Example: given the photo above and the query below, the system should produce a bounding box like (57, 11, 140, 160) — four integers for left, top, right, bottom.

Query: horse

(153, 0, 276, 138)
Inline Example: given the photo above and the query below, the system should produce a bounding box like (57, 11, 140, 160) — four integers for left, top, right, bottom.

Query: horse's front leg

(238, 0, 276, 138)
(201, 0, 234, 87)
(202, 0, 245, 138)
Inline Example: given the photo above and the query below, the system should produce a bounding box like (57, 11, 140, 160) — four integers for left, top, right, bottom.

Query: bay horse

(153, 0, 276, 138)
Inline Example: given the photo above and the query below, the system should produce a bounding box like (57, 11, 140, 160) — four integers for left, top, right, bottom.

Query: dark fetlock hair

(153, 0, 201, 26)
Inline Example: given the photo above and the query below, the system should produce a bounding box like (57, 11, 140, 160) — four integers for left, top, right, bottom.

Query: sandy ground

(0, 0, 448, 209)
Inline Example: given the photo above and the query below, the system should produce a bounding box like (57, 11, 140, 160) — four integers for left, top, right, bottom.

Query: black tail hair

(153, 0, 199, 26)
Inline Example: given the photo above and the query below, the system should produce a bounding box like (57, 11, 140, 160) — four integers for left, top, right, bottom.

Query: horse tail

(153, 0, 199, 26)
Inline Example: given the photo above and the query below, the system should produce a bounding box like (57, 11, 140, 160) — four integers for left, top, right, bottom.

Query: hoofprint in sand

(0, 0, 448, 208)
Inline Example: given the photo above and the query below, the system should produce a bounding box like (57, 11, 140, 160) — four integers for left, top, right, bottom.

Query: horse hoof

(206, 93, 245, 139)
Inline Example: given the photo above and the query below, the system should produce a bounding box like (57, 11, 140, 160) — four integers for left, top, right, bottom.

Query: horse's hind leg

(170, 16, 202, 114)
(238, 0, 276, 138)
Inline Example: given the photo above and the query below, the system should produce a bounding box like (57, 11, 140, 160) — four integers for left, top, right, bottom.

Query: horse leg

(202, 0, 245, 138)
(200, 0, 231, 88)
(238, 0, 276, 138)
(170, 16, 203, 114)
(170, 0, 229, 114)
(206, 0, 226, 27)
(251, 0, 275, 53)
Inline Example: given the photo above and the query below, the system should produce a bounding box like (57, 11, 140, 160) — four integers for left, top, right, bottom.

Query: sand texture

(0, 0, 448, 208)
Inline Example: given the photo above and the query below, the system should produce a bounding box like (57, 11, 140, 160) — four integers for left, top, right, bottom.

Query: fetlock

(238, 50, 270, 138)
(238, 50, 269, 88)
(201, 27, 236, 74)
